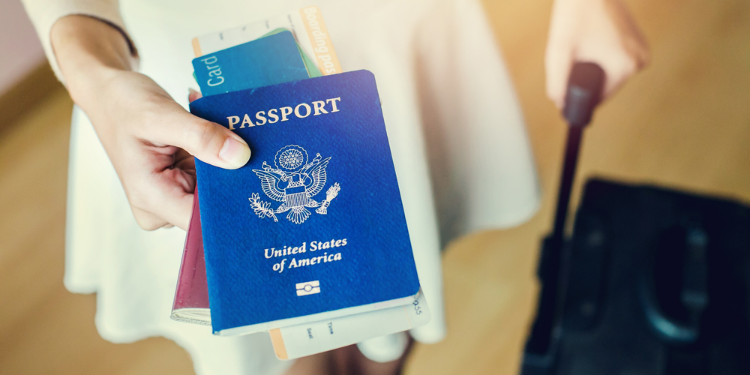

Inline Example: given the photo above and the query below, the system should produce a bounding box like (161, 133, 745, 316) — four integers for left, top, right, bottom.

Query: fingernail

(188, 88, 202, 103)
(219, 137, 251, 168)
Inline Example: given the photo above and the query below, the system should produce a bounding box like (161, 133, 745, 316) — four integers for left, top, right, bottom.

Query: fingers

(156, 190, 194, 230)
(545, 0, 649, 107)
(135, 110, 202, 230)
(88, 72, 232, 231)
(123, 148, 196, 231)
(132, 206, 170, 231)
(150, 102, 251, 170)
(545, 0, 576, 108)
(129, 168, 196, 231)
(188, 88, 202, 103)
(545, 41, 573, 109)
(605, 0, 650, 69)
(132, 195, 192, 230)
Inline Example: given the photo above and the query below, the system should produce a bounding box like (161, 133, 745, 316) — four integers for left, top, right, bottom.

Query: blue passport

(190, 70, 421, 335)
(192, 30, 309, 96)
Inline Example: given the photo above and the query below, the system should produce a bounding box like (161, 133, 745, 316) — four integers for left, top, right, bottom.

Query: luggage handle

(551, 62, 606, 247)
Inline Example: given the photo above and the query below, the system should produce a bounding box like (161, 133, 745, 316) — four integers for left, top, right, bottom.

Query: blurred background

(0, 0, 748, 374)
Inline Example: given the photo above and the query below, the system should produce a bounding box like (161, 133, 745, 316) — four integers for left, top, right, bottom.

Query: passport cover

(171, 188, 210, 323)
(174, 27, 321, 324)
(191, 70, 420, 333)
(192, 30, 309, 96)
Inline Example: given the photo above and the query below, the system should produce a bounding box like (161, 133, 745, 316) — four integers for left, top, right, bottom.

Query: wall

(0, 0, 45, 95)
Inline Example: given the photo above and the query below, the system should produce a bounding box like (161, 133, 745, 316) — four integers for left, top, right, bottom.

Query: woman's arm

(546, 0, 650, 107)
(51, 15, 134, 104)
(50, 16, 251, 230)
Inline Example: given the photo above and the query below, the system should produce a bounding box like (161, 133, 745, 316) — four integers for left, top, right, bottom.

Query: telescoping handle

(550, 62, 606, 247)
(522, 62, 607, 373)
(521, 62, 607, 373)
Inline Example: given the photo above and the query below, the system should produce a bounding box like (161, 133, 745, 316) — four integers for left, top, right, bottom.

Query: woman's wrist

(50, 15, 135, 110)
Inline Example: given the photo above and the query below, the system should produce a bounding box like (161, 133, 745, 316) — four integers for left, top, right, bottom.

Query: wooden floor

(1, 0, 748, 374)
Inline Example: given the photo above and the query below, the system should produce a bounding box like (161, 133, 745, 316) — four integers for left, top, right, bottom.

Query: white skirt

(64, 0, 540, 374)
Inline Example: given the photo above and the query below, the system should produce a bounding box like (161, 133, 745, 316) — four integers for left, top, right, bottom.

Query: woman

(21, 0, 647, 374)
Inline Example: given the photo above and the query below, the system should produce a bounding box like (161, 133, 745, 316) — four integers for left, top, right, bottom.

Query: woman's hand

(52, 16, 250, 230)
(545, 0, 650, 108)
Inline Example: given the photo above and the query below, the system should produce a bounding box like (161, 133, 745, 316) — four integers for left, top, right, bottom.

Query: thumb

(154, 104, 251, 169)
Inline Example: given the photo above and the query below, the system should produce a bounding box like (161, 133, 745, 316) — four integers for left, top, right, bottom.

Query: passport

(191, 70, 421, 335)
(175, 28, 328, 326)
(192, 30, 309, 96)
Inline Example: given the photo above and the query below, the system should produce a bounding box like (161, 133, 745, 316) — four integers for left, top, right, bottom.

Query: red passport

(171, 188, 211, 325)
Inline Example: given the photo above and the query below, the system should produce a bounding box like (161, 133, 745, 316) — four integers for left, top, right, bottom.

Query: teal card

(192, 30, 309, 96)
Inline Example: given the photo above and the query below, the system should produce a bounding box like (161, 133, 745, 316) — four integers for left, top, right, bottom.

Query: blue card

(190, 71, 421, 334)
(192, 30, 309, 96)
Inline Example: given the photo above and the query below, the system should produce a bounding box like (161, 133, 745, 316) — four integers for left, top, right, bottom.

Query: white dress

(24, 0, 540, 374)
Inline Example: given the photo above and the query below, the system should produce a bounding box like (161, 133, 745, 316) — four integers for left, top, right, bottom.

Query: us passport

(190, 70, 421, 336)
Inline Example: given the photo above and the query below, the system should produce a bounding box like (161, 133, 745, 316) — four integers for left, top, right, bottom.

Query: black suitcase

(520, 63, 750, 375)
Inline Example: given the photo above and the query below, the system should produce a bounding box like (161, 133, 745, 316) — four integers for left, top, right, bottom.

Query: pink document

(170, 188, 211, 324)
